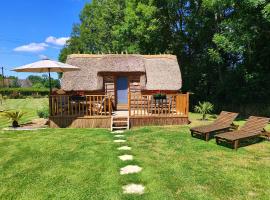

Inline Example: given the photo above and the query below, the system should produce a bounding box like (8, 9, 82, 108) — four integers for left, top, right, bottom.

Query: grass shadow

(216, 137, 266, 150)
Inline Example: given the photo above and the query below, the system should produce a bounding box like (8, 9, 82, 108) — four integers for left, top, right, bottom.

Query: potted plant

(153, 93, 166, 100)
(2, 110, 26, 128)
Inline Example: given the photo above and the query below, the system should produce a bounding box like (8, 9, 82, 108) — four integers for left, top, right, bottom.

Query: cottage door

(116, 77, 128, 110)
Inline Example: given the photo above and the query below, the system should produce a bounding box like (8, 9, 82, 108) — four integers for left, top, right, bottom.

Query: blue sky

(0, 0, 89, 79)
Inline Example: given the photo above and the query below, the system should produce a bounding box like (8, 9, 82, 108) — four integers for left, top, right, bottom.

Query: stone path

(120, 165, 142, 175)
(118, 154, 133, 161)
(117, 146, 132, 151)
(111, 130, 145, 195)
(111, 130, 124, 134)
(114, 139, 126, 143)
(114, 135, 125, 138)
(123, 184, 145, 194)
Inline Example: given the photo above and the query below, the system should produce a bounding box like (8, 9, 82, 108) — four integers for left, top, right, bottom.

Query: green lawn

(0, 125, 270, 199)
(0, 99, 269, 199)
(0, 98, 48, 128)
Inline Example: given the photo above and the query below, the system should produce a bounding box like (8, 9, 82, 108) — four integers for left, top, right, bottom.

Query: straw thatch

(61, 54, 182, 91)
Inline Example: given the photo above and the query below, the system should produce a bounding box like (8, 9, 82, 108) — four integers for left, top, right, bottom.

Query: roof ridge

(67, 54, 176, 59)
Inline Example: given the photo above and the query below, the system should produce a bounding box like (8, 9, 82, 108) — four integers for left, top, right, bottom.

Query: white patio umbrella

(12, 58, 80, 94)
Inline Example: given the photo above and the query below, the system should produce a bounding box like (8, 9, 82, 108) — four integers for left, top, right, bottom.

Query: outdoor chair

(90, 96, 112, 115)
(215, 116, 270, 150)
(190, 111, 239, 141)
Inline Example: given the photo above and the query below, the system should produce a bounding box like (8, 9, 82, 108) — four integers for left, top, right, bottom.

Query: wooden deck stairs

(111, 116, 130, 131)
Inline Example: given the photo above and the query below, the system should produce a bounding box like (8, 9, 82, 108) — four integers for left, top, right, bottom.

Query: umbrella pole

(48, 68, 52, 118)
(48, 68, 52, 94)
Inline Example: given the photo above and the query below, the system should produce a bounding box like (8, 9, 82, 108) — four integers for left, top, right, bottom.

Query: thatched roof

(61, 54, 182, 91)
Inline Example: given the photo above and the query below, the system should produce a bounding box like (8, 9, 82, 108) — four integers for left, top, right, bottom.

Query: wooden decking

(50, 95, 112, 117)
(129, 93, 189, 117)
(49, 93, 189, 128)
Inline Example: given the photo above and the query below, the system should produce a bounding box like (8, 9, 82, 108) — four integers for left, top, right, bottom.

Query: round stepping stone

(123, 184, 145, 195)
(120, 165, 142, 175)
(119, 154, 133, 161)
(114, 139, 126, 143)
(111, 130, 124, 134)
(118, 146, 132, 151)
(114, 134, 125, 138)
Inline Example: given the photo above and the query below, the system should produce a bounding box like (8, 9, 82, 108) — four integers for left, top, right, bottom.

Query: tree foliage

(27, 75, 60, 89)
(59, 0, 270, 116)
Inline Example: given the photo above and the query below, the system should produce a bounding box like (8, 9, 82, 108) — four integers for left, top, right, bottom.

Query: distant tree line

(0, 75, 60, 89)
(59, 0, 270, 116)
(27, 75, 60, 89)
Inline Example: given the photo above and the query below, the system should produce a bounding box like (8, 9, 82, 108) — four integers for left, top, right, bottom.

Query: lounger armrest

(230, 123, 239, 130)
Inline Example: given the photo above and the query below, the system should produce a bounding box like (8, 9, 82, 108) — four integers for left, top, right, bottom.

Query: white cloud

(38, 54, 49, 60)
(14, 43, 48, 52)
(45, 36, 70, 46)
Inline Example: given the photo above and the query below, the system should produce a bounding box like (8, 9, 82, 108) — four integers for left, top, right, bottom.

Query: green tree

(59, 0, 270, 116)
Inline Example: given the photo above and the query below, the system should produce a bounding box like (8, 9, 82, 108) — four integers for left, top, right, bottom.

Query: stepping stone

(114, 134, 125, 138)
(119, 154, 133, 161)
(118, 146, 132, 151)
(123, 184, 145, 195)
(120, 165, 142, 175)
(114, 140, 126, 143)
(111, 130, 124, 134)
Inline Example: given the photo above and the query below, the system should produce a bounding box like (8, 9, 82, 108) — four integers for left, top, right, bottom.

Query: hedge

(0, 88, 49, 98)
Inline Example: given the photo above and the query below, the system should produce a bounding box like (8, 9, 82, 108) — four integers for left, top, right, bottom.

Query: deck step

(112, 126, 129, 129)
(111, 116, 130, 131)
(113, 120, 128, 123)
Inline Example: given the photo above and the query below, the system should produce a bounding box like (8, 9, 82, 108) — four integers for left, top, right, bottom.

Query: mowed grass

(0, 98, 48, 128)
(1, 121, 270, 199)
(0, 98, 269, 199)
(126, 126, 270, 200)
(0, 129, 122, 200)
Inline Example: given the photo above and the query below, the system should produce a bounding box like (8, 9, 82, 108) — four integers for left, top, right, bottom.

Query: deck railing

(50, 93, 189, 118)
(50, 95, 112, 117)
(128, 93, 189, 117)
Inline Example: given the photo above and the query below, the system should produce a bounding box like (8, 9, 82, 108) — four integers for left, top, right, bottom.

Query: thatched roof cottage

(50, 54, 189, 129)
(62, 54, 182, 91)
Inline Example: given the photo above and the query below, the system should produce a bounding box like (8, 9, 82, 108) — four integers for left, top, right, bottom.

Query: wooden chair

(190, 111, 239, 141)
(90, 97, 112, 115)
(215, 116, 270, 150)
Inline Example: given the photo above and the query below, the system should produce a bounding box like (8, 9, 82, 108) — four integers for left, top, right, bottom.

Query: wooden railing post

(109, 95, 112, 116)
(128, 92, 131, 116)
(186, 92, 189, 116)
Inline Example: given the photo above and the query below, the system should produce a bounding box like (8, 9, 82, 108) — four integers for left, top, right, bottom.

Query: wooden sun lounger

(190, 111, 239, 141)
(215, 116, 270, 150)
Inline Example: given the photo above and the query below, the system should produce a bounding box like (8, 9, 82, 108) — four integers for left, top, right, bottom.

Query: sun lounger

(190, 111, 239, 141)
(215, 116, 270, 150)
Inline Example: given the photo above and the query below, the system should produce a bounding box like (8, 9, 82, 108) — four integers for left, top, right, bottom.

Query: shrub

(0, 88, 49, 98)
(194, 101, 214, 120)
(1, 110, 26, 127)
(37, 107, 49, 119)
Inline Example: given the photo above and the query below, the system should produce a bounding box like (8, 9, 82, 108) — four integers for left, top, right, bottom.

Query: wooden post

(109, 96, 112, 116)
(128, 93, 131, 116)
(186, 92, 189, 116)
